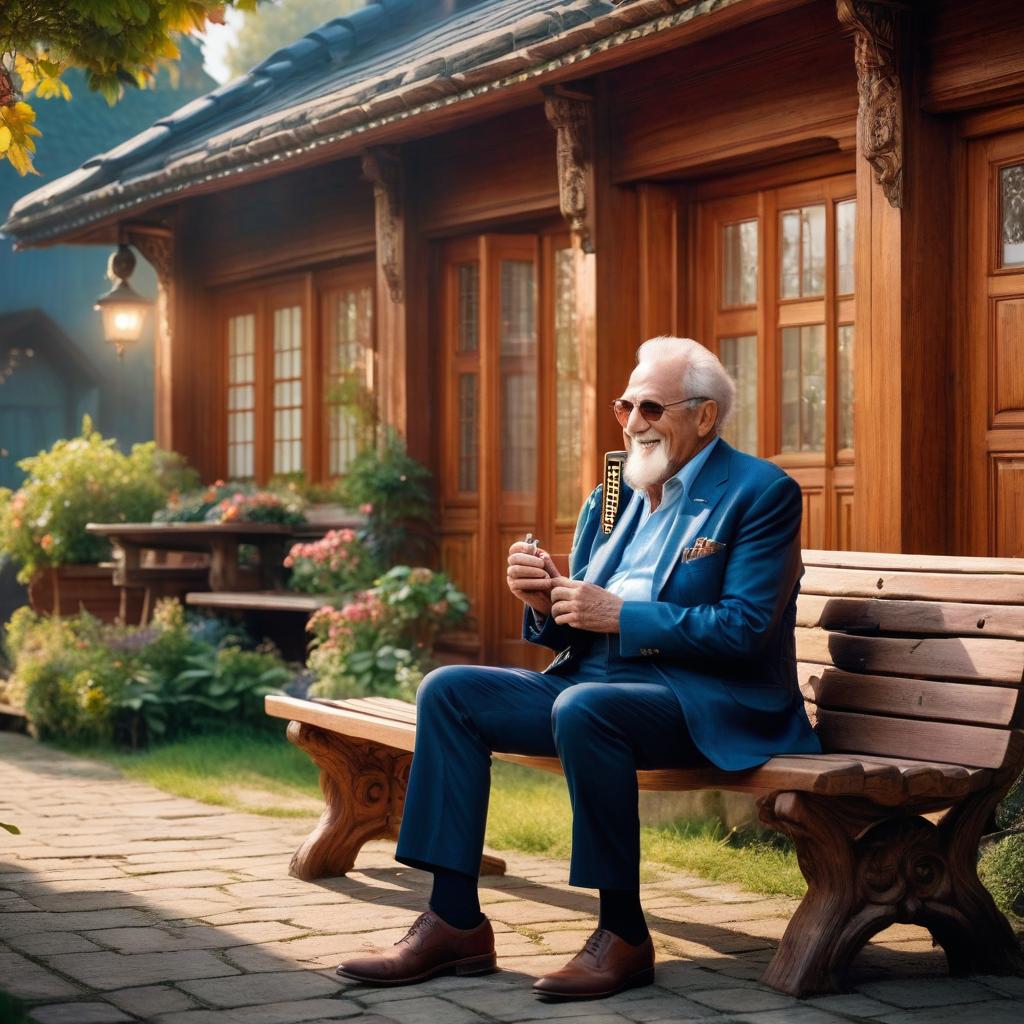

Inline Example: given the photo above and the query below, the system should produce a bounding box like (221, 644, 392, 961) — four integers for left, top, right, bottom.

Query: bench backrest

(798, 550, 1024, 774)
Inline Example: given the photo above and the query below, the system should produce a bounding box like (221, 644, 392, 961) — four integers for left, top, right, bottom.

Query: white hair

(634, 336, 735, 433)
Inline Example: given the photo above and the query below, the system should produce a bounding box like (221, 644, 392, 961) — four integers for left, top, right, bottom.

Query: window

(216, 266, 375, 484)
(699, 174, 856, 548)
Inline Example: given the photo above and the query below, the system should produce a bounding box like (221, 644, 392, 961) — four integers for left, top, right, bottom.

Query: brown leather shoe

(532, 928, 654, 1001)
(335, 910, 497, 986)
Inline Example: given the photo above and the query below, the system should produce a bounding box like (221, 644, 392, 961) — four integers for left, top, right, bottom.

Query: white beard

(622, 437, 671, 491)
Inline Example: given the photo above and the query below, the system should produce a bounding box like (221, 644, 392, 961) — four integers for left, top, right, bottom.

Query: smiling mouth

(635, 438, 661, 451)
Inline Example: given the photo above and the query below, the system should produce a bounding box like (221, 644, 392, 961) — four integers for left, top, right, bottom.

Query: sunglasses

(611, 396, 711, 427)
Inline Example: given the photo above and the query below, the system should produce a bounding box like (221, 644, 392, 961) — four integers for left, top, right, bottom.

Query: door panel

(965, 131, 1024, 555)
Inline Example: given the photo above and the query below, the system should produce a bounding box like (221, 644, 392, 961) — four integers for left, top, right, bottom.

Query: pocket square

(683, 537, 726, 563)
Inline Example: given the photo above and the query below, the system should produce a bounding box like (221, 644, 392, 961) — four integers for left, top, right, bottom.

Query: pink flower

(359, 503, 373, 516)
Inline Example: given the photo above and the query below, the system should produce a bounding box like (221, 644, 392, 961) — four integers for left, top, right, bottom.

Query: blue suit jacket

(523, 438, 821, 771)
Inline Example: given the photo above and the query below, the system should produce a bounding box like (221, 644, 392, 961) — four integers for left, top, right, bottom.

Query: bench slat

(814, 708, 1024, 770)
(797, 594, 1024, 640)
(801, 566, 1024, 604)
(796, 628, 1024, 683)
(802, 550, 1024, 575)
(266, 696, 996, 803)
(797, 664, 1024, 727)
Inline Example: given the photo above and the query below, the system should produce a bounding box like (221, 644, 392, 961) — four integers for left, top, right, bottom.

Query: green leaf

(0, 822, 21, 835)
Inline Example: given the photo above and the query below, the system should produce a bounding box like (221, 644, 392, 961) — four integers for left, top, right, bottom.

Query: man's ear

(697, 400, 719, 437)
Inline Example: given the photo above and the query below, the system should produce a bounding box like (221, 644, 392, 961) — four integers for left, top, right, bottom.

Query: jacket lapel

(653, 438, 733, 596)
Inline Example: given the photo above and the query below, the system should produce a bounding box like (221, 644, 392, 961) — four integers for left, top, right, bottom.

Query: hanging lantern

(94, 243, 153, 358)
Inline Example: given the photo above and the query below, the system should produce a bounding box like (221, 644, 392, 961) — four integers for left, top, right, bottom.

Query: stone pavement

(1, 733, 1022, 1024)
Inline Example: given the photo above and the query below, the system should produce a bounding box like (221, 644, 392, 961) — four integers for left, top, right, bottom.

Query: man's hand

(507, 541, 559, 617)
(550, 578, 623, 633)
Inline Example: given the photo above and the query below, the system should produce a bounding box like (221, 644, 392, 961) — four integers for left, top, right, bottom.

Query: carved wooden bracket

(836, 0, 905, 209)
(362, 146, 404, 304)
(544, 90, 596, 254)
(125, 223, 174, 352)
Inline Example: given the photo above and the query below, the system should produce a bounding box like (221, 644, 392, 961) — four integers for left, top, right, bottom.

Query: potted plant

(0, 417, 195, 620)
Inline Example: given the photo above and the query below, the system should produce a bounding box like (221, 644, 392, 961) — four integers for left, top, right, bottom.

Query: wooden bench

(186, 591, 323, 659)
(265, 548, 1024, 996)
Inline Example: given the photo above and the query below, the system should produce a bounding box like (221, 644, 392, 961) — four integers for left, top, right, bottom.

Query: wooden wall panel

(440, 533, 479, 617)
(608, 4, 856, 183)
(925, 0, 1024, 113)
(413, 106, 559, 233)
(800, 488, 826, 551)
(835, 489, 855, 553)
(189, 159, 375, 286)
(994, 297, 1024, 419)
(992, 457, 1024, 557)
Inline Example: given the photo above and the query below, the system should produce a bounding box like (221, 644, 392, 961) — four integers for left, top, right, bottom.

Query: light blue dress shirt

(603, 436, 720, 602)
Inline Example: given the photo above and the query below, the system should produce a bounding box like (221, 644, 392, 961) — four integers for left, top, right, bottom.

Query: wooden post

(362, 147, 407, 441)
(840, 1, 956, 553)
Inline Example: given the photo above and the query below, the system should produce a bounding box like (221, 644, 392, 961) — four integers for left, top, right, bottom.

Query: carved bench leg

(758, 790, 1024, 998)
(286, 721, 508, 880)
(287, 722, 412, 881)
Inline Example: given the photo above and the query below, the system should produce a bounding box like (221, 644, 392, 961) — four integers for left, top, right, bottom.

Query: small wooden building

(5, 0, 1024, 665)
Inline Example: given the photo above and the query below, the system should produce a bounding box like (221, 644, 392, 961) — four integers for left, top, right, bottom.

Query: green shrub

(0, 416, 196, 582)
(306, 567, 469, 701)
(284, 528, 377, 595)
(981, 832, 1024, 919)
(155, 480, 306, 525)
(4, 600, 292, 747)
(339, 428, 433, 567)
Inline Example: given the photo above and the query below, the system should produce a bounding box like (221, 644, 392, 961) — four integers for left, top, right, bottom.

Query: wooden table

(86, 522, 300, 595)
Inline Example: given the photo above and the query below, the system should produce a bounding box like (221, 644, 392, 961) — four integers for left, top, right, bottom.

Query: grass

(57, 729, 805, 899)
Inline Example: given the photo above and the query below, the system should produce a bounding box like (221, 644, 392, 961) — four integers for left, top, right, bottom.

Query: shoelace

(582, 929, 610, 961)
(399, 912, 436, 946)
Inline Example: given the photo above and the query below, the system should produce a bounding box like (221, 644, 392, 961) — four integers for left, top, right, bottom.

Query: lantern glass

(94, 279, 151, 349)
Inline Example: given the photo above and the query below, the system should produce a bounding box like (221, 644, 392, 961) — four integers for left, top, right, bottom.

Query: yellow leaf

(0, 126, 11, 153)
(13, 102, 35, 122)
(6, 142, 38, 176)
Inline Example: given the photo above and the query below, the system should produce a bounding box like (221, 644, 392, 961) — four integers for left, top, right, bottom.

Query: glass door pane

(227, 313, 256, 480)
(271, 305, 303, 475)
(554, 247, 584, 520)
(499, 259, 537, 497)
(719, 334, 758, 454)
(324, 284, 374, 477)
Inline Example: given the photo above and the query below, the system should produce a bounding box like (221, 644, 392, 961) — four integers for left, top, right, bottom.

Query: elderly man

(336, 336, 820, 1000)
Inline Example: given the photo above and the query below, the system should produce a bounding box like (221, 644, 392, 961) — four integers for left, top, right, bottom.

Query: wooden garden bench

(265, 548, 1024, 996)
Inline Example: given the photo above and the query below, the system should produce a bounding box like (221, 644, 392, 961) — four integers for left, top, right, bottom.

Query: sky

(198, 11, 244, 84)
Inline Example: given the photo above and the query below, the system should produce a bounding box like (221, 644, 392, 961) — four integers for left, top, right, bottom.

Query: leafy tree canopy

(0, 1, 257, 175)
(223, 0, 361, 82)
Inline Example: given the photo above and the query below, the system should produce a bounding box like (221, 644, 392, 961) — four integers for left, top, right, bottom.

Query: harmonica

(602, 450, 627, 534)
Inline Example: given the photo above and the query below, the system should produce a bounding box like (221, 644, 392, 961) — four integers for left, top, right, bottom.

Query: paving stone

(83, 920, 307, 953)
(686, 986, 796, 1013)
(45, 949, 239, 990)
(0, 951, 82, 999)
(357, 994, 484, 1024)
(732, 1008, 854, 1023)
(806, 992, 895, 1017)
(178, 970, 344, 1008)
(873, 1002, 1024, 1024)
(5, 931, 103, 955)
(106, 984, 197, 1016)
(29, 1002, 132, 1024)
(0, 909, 156, 934)
(605, 992, 718, 1019)
(857, 977, 996, 1008)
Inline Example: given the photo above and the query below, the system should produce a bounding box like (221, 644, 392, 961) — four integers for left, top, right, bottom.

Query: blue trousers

(394, 658, 708, 890)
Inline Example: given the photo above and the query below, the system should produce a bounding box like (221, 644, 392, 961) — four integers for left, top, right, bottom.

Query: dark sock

(599, 888, 649, 946)
(429, 866, 484, 930)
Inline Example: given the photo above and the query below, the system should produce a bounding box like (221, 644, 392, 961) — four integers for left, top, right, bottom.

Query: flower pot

(28, 565, 143, 623)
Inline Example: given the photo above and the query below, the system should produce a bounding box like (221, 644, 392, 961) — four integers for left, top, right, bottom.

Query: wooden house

(5, 0, 1024, 666)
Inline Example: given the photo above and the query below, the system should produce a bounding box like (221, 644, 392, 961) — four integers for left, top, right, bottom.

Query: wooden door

(439, 233, 596, 666)
(963, 131, 1024, 556)
(696, 174, 856, 549)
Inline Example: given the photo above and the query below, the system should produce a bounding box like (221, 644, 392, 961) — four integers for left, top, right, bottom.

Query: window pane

(326, 287, 374, 476)
(722, 220, 758, 307)
(554, 248, 584, 519)
(780, 211, 801, 299)
(719, 335, 758, 455)
(780, 324, 825, 452)
(227, 313, 256, 480)
(499, 260, 537, 493)
(780, 205, 826, 298)
(272, 305, 303, 475)
(836, 200, 856, 294)
(838, 323, 854, 451)
(458, 373, 478, 493)
(458, 263, 479, 352)
(1002, 164, 1024, 267)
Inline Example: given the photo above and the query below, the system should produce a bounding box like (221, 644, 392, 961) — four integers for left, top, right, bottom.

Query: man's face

(618, 357, 716, 491)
